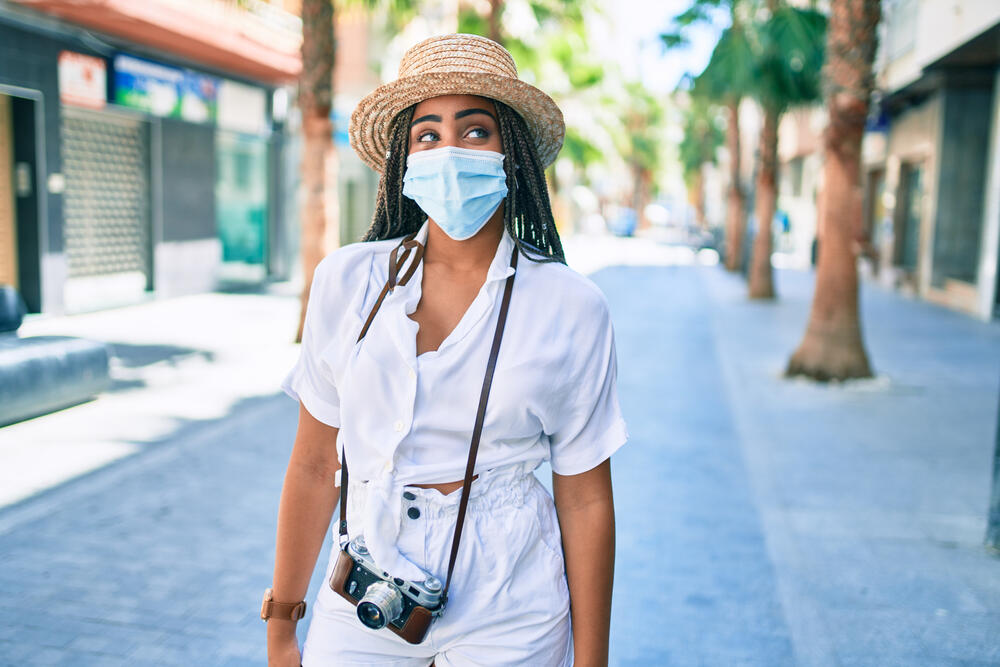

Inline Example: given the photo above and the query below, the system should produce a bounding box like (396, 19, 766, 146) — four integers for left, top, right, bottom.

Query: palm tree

(488, 0, 503, 44)
(663, 0, 752, 272)
(786, 0, 879, 381)
(745, 1, 825, 299)
(678, 96, 724, 228)
(293, 0, 418, 342)
(296, 0, 336, 343)
(459, 0, 608, 229)
(620, 82, 666, 230)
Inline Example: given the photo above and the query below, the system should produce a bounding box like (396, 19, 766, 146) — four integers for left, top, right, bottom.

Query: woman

(265, 34, 628, 667)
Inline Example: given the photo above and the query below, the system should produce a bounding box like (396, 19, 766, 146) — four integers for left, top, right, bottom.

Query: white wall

(881, 0, 1000, 92)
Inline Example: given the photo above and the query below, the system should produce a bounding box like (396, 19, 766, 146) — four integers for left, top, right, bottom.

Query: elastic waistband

(347, 460, 536, 522)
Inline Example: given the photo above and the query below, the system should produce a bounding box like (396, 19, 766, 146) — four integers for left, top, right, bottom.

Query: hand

(267, 621, 302, 667)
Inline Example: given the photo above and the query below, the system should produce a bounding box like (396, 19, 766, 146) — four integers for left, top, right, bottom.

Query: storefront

(55, 51, 152, 312)
(0, 1, 299, 315)
(215, 79, 272, 285)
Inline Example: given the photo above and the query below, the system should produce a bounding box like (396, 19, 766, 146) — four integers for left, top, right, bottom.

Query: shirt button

(382, 460, 392, 473)
(407, 507, 421, 520)
(393, 420, 404, 432)
(402, 491, 416, 501)
(408, 368, 416, 380)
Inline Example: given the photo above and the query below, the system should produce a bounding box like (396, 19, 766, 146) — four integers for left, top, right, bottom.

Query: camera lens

(356, 580, 403, 630)
(357, 601, 385, 629)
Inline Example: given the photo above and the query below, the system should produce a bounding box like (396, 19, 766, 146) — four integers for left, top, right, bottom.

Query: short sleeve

(546, 292, 628, 475)
(280, 258, 342, 428)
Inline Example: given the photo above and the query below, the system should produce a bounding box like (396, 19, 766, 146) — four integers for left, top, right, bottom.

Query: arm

(552, 458, 616, 667)
(267, 402, 341, 665)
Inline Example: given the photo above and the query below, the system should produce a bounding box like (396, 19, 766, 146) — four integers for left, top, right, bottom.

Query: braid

(363, 99, 566, 265)
(362, 105, 426, 241)
(494, 100, 565, 263)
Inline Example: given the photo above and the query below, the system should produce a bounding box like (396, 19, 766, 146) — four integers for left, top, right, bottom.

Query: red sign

(59, 51, 107, 109)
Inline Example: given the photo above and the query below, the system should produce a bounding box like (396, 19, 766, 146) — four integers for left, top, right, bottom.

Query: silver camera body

(344, 535, 445, 631)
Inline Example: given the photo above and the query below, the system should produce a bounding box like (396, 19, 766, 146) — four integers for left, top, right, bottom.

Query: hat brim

(349, 71, 565, 174)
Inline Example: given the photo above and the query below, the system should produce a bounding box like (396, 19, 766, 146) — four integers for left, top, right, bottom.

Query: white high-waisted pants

(301, 462, 573, 666)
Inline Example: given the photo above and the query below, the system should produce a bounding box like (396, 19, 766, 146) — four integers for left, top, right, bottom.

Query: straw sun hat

(349, 33, 565, 174)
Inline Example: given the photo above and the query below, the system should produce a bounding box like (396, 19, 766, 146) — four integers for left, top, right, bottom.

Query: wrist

(266, 618, 299, 639)
(261, 587, 307, 623)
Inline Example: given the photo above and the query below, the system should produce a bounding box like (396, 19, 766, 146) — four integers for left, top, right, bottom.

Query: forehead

(412, 94, 497, 117)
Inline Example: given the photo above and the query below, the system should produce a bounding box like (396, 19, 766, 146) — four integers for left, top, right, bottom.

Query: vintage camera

(329, 535, 445, 644)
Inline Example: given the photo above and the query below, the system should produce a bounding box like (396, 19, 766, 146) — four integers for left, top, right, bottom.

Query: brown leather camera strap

(338, 233, 518, 607)
(441, 244, 517, 603)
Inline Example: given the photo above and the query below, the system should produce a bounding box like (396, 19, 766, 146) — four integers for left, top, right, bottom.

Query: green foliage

(619, 81, 666, 182)
(693, 2, 825, 113)
(458, 0, 602, 92)
(528, 0, 586, 27)
(562, 126, 602, 167)
(678, 101, 725, 185)
(456, 0, 608, 173)
(453, 0, 666, 189)
(752, 5, 825, 112)
(547, 31, 604, 88)
(457, 6, 489, 37)
(659, 0, 734, 51)
(338, 0, 421, 32)
(692, 24, 756, 102)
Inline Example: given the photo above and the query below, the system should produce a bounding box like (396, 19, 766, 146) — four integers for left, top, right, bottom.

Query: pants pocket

(526, 484, 566, 567)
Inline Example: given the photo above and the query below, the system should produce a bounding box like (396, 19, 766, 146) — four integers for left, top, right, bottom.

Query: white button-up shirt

(281, 219, 628, 581)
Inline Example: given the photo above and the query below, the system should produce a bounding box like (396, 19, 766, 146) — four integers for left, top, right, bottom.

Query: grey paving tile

(2, 262, 999, 666)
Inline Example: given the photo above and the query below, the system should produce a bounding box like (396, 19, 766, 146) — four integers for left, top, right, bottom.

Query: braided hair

(361, 99, 566, 264)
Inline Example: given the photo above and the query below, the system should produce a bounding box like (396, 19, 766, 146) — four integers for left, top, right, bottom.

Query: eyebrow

(410, 108, 497, 127)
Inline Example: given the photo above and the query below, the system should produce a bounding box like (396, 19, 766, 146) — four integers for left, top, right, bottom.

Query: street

(1, 235, 998, 666)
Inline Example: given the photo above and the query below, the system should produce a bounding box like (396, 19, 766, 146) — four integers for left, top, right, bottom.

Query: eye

(416, 129, 438, 143)
(467, 127, 489, 139)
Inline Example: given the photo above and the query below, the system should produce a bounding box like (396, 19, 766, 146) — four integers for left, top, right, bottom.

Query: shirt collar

(410, 218, 517, 284)
(383, 219, 517, 360)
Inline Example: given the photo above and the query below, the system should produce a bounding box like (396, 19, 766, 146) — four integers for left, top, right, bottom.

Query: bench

(0, 285, 111, 427)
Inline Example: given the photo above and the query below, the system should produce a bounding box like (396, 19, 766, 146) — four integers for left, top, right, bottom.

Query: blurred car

(607, 207, 638, 237)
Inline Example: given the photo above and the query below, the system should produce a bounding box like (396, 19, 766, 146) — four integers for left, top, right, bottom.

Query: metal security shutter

(61, 108, 150, 281)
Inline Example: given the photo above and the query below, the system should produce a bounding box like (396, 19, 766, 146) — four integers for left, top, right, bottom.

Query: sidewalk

(0, 281, 305, 507)
(597, 237, 1000, 665)
(0, 234, 998, 665)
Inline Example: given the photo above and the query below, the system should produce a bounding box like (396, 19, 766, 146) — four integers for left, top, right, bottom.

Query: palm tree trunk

(489, 0, 503, 45)
(725, 98, 746, 271)
(295, 0, 336, 343)
(749, 105, 778, 299)
(692, 169, 706, 228)
(786, 0, 878, 381)
(633, 164, 653, 231)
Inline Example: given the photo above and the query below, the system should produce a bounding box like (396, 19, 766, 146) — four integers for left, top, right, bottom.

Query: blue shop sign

(112, 53, 218, 123)
(332, 107, 349, 146)
(865, 107, 889, 133)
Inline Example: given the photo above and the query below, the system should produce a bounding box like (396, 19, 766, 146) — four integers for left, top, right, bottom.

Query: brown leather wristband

(260, 587, 307, 622)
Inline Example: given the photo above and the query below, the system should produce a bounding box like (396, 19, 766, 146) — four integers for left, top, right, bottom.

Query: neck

(424, 206, 505, 272)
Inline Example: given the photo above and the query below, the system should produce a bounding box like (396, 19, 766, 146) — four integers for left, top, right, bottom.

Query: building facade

(863, 0, 1000, 320)
(0, 0, 301, 315)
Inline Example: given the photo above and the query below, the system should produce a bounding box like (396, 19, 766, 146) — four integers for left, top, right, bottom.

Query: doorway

(0, 90, 43, 314)
(894, 161, 924, 277)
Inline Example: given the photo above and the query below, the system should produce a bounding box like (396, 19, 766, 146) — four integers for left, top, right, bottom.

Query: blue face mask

(402, 145, 509, 241)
